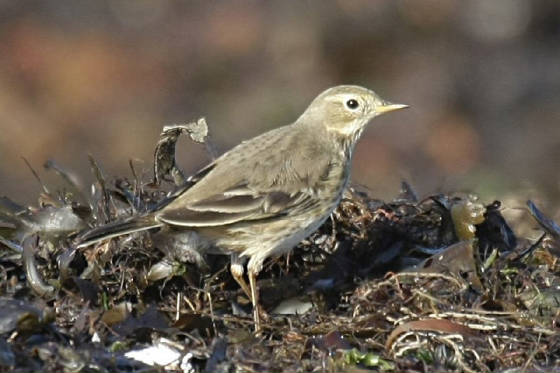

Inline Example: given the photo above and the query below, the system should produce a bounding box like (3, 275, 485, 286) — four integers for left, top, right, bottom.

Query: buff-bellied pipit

(77, 85, 408, 332)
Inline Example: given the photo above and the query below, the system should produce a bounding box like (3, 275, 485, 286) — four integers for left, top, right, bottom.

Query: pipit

(77, 85, 407, 332)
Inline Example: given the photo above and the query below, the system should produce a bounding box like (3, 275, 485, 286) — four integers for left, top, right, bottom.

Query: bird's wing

(155, 124, 330, 228)
(156, 181, 315, 227)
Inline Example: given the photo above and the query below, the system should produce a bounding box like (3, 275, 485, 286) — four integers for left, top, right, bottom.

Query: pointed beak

(376, 101, 409, 115)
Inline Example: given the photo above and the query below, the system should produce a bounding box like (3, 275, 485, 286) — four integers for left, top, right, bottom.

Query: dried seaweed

(0, 123, 558, 372)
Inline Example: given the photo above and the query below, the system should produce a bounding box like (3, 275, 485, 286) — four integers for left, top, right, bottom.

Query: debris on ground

(0, 120, 558, 372)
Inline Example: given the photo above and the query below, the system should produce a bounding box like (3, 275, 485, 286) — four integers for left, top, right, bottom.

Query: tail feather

(76, 214, 162, 247)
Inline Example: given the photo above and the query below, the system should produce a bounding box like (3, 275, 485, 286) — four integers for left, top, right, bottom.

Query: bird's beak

(376, 101, 409, 115)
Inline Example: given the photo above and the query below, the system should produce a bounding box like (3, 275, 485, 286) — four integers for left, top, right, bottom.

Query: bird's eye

(346, 99, 359, 110)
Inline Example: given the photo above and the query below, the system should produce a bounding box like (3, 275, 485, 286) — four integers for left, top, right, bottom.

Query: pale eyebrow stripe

(325, 93, 357, 102)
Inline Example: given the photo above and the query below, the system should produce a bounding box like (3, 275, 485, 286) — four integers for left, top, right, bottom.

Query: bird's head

(299, 85, 408, 143)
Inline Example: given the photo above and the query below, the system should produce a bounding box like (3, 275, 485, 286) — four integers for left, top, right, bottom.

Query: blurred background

(1, 0, 559, 211)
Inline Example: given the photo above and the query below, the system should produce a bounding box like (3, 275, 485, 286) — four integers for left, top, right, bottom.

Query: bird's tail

(76, 214, 162, 248)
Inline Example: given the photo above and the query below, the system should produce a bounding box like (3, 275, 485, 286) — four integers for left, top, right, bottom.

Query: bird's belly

(236, 194, 341, 261)
(271, 213, 330, 255)
(211, 173, 348, 263)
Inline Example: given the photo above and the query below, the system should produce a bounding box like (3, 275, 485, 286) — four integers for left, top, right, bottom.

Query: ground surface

(1, 128, 559, 372)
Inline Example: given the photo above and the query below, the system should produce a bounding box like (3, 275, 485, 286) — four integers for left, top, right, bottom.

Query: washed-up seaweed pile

(0, 120, 558, 372)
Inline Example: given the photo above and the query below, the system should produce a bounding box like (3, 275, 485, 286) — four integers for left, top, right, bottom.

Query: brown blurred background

(1, 0, 559, 207)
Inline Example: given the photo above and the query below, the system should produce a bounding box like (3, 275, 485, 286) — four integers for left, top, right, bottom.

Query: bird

(76, 85, 408, 332)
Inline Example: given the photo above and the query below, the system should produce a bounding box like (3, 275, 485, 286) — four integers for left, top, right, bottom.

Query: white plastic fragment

(125, 338, 193, 372)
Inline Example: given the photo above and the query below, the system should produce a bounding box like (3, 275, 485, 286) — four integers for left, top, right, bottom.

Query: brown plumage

(77, 85, 408, 332)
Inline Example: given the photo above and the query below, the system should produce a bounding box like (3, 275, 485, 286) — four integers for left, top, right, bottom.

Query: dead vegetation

(0, 120, 558, 372)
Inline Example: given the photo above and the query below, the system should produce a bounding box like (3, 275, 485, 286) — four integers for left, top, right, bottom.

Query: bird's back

(156, 122, 343, 224)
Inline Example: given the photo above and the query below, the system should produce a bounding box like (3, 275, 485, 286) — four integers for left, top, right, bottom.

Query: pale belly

(237, 187, 344, 261)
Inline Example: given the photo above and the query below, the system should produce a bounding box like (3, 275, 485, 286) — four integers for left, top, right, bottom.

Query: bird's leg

(247, 257, 269, 333)
(248, 268, 261, 333)
(230, 254, 251, 300)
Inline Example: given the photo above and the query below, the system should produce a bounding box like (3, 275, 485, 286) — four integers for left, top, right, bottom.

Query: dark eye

(346, 99, 359, 110)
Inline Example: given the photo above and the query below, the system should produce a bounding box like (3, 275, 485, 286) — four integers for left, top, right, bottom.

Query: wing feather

(157, 183, 313, 228)
(155, 124, 329, 229)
